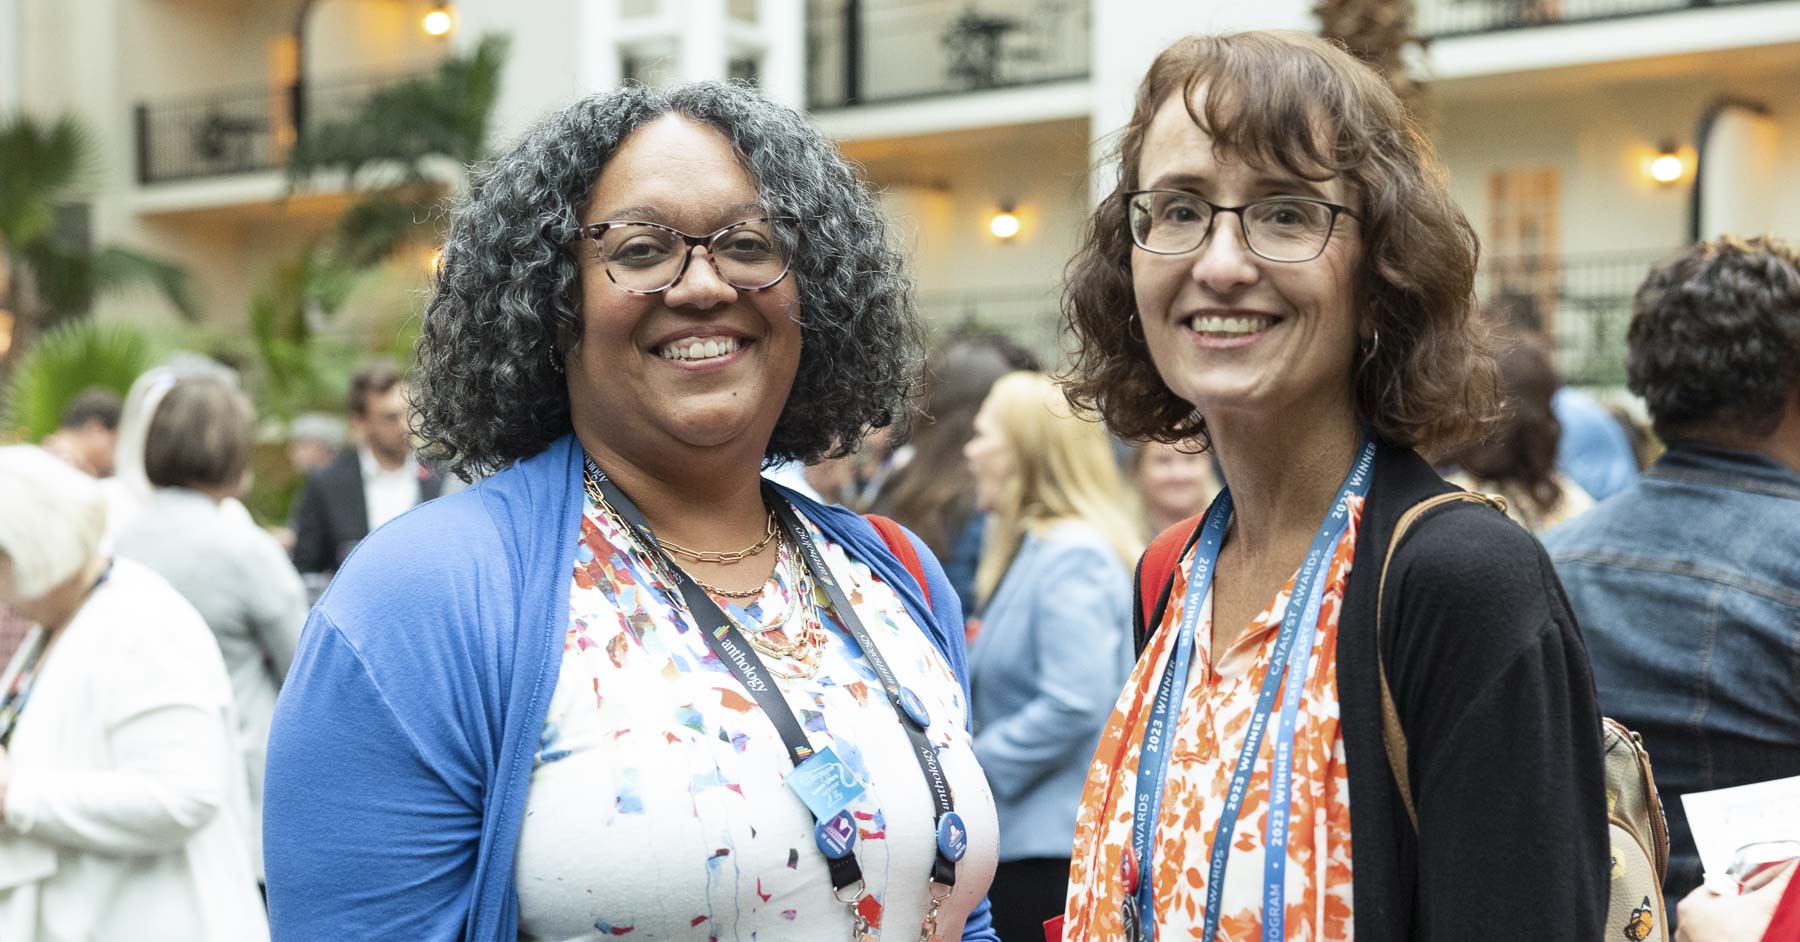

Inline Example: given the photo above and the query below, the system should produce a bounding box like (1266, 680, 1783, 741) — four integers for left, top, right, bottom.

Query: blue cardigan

(968, 522, 1133, 862)
(263, 433, 997, 941)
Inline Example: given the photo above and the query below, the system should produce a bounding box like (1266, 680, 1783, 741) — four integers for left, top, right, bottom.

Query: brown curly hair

(1627, 235, 1800, 442)
(1060, 31, 1500, 458)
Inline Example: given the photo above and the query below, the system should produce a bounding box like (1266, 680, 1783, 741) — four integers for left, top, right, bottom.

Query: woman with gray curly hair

(264, 82, 999, 942)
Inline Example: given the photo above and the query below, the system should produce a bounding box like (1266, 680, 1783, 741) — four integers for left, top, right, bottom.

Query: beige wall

(1436, 64, 1800, 258)
(841, 118, 1089, 358)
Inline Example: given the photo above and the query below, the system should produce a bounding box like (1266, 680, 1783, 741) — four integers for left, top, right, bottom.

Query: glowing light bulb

(989, 212, 1021, 240)
(422, 9, 454, 36)
(1649, 153, 1683, 184)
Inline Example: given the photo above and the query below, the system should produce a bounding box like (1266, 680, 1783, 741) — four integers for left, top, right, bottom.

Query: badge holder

(1119, 846, 1145, 942)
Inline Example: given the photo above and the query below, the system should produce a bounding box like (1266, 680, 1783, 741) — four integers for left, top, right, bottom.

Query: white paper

(1680, 775, 1800, 877)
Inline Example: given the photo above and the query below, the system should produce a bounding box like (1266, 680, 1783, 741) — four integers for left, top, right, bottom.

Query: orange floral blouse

(1064, 498, 1364, 942)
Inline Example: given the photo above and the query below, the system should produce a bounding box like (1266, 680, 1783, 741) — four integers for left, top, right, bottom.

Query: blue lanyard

(1129, 437, 1375, 942)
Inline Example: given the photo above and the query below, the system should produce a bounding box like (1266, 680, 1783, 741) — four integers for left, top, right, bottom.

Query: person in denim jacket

(1544, 235, 1800, 924)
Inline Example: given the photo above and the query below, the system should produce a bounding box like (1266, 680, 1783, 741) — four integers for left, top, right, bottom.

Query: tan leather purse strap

(1377, 491, 1508, 833)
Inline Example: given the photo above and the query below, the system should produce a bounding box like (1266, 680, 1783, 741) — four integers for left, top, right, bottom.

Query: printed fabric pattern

(512, 493, 998, 941)
(1064, 499, 1364, 941)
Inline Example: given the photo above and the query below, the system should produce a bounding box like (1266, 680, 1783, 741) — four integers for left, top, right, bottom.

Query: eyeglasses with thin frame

(1124, 190, 1361, 263)
(566, 216, 791, 294)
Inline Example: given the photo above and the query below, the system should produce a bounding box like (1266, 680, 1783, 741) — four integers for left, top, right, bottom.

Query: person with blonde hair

(962, 370, 1142, 940)
(0, 446, 268, 942)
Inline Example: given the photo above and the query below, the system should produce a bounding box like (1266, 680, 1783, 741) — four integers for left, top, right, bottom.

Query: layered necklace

(581, 458, 829, 679)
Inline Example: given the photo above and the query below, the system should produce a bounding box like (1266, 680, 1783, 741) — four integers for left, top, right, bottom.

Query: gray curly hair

(414, 81, 921, 481)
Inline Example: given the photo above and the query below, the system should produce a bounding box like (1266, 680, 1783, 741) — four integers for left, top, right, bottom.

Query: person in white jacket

(0, 445, 268, 942)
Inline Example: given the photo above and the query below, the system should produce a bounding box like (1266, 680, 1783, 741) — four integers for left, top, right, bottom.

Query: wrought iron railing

(1477, 249, 1679, 386)
(1417, 0, 1776, 39)
(135, 71, 427, 185)
(807, 0, 1090, 109)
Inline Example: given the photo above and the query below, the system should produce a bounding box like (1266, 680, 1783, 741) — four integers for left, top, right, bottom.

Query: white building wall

(1087, 0, 1317, 200)
(1700, 106, 1782, 242)
(757, 0, 806, 110)
(1437, 68, 1800, 258)
(0, 0, 18, 112)
(457, 0, 587, 148)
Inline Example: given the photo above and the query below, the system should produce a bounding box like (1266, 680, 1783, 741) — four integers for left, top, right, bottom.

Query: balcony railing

(807, 0, 1090, 109)
(1477, 249, 1679, 386)
(1417, 0, 1775, 39)
(134, 71, 426, 185)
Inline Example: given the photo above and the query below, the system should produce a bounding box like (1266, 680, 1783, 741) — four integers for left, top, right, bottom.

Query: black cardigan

(1134, 442, 1609, 941)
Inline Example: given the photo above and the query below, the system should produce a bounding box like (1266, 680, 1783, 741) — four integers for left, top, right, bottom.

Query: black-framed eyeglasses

(1124, 190, 1361, 263)
(565, 216, 792, 294)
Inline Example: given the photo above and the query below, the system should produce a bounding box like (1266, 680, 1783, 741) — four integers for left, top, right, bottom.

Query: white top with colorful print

(514, 493, 998, 941)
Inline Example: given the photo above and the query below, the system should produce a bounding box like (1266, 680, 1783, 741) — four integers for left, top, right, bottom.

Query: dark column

(843, 0, 862, 106)
(133, 103, 151, 185)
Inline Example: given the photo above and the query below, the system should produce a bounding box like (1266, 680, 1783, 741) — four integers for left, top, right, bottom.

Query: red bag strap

(1139, 514, 1204, 629)
(864, 513, 931, 608)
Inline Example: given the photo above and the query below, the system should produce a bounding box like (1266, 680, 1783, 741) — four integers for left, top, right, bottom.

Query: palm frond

(245, 245, 366, 419)
(0, 113, 97, 247)
(286, 34, 509, 186)
(0, 319, 155, 440)
(92, 246, 199, 321)
(17, 239, 96, 324)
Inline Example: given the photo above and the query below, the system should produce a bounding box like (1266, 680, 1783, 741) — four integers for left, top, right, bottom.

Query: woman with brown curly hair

(1054, 31, 1607, 942)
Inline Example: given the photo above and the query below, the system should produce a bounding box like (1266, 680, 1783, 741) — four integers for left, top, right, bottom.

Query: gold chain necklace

(580, 457, 826, 679)
(581, 457, 798, 604)
(578, 460, 777, 564)
(658, 514, 778, 563)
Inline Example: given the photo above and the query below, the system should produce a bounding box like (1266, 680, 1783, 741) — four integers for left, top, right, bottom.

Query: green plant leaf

(334, 184, 442, 267)
(0, 113, 96, 248)
(286, 34, 509, 188)
(92, 246, 199, 321)
(0, 319, 155, 440)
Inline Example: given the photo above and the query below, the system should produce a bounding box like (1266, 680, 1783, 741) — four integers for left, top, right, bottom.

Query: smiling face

(1131, 92, 1365, 431)
(1135, 440, 1214, 521)
(566, 115, 802, 470)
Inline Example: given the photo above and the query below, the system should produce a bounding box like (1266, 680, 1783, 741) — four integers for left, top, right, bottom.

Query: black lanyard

(583, 461, 961, 894)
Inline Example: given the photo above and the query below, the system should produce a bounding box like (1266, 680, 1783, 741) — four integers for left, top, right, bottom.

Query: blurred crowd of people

(0, 29, 1796, 942)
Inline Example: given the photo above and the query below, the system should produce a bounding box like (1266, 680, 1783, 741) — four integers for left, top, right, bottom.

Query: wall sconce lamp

(422, 3, 455, 37)
(1648, 141, 1685, 186)
(989, 205, 1021, 240)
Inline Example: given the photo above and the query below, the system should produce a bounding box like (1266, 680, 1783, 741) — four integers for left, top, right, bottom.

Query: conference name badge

(786, 746, 867, 821)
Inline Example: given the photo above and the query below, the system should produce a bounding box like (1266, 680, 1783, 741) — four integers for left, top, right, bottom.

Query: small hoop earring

(547, 343, 566, 375)
(1127, 310, 1145, 343)
(1359, 327, 1381, 368)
